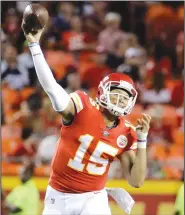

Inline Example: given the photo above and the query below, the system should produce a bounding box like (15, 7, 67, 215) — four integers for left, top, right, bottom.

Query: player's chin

(108, 108, 122, 117)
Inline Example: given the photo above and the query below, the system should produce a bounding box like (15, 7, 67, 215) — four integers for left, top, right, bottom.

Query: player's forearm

(129, 148, 147, 188)
(29, 43, 58, 92)
(129, 131, 148, 188)
(29, 43, 70, 111)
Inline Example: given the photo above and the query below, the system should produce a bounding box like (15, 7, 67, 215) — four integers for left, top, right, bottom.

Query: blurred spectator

(92, 2, 108, 21)
(141, 71, 171, 104)
(4, 160, 39, 215)
(18, 41, 37, 86)
(164, 146, 184, 180)
(1, 45, 30, 90)
(46, 2, 76, 47)
(2, 8, 25, 53)
(62, 16, 85, 52)
(64, 65, 87, 94)
(147, 158, 166, 179)
(83, 15, 102, 42)
(98, 12, 126, 53)
(53, 2, 75, 31)
(105, 39, 126, 70)
(124, 47, 146, 67)
(1, 101, 5, 125)
(1, 29, 7, 43)
(176, 31, 184, 70)
(9, 92, 43, 135)
(16, 1, 31, 13)
(145, 3, 181, 50)
(9, 92, 60, 139)
(171, 72, 184, 108)
(62, 15, 97, 57)
(117, 64, 140, 83)
(121, 47, 146, 83)
(106, 33, 145, 72)
(83, 2, 108, 26)
(40, 96, 61, 136)
(82, 52, 112, 89)
(145, 40, 172, 83)
(2, 8, 20, 41)
(36, 135, 59, 165)
(3, 127, 36, 164)
(108, 159, 123, 179)
(146, 105, 173, 144)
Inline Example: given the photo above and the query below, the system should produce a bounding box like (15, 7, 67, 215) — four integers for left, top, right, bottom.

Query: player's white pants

(42, 185, 111, 215)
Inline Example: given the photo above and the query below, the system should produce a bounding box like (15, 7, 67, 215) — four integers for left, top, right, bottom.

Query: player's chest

(72, 119, 130, 159)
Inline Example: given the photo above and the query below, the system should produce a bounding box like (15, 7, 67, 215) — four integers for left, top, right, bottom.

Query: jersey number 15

(67, 134, 119, 175)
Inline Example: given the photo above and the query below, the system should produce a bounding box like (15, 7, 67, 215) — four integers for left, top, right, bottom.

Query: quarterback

(22, 24, 151, 215)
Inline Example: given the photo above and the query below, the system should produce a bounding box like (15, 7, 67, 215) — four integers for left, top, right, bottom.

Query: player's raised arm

(21, 22, 75, 123)
(120, 114, 151, 188)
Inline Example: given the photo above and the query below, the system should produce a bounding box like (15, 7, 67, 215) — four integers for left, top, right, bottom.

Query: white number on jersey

(68, 134, 119, 175)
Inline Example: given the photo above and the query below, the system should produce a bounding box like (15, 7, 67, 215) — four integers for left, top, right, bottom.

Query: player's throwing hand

(21, 20, 44, 44)
(136, 114, 151, 134)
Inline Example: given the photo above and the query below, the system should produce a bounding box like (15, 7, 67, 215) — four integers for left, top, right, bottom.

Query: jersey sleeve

(69, 90, 88, 114)
(125, 120, 137, 151)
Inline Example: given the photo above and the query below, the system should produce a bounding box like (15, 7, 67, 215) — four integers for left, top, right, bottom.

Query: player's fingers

(136, 119, 142, 129)
(37, 28, 44, 34)
(137, 119, 142, 125)
(144, 114, 152, 122)
(136, 125, 142, 129)
(142, 114, 151, 123)
(141, 118, 149, 127)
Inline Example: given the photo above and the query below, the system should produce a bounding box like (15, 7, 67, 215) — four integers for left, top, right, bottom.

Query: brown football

(22, 3, 49, 35)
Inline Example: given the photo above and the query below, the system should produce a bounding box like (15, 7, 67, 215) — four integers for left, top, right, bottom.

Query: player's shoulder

(121, 119, 137, 138)
(69, 90, 87, 113)
(70, 90, 88, 101)
(124, 120, 137, 149)
(120, 119, 137, 151)
(70, 90, 99, 114)
(124, 120, 136, 131)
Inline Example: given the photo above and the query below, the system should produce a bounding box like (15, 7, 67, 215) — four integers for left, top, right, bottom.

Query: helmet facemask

(97, 80, 138, 116)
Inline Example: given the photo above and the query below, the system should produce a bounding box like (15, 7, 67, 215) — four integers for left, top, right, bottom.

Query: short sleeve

(70, 90, 87, 114)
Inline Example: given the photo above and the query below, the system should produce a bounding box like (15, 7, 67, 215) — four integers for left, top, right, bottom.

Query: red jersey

(49, 91, 137, 193)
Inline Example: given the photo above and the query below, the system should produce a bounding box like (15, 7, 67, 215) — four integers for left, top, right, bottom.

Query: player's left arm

(120, 114, 151, 188)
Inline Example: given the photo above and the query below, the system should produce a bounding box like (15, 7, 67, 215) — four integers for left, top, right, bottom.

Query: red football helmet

(96, 73, 138, 116)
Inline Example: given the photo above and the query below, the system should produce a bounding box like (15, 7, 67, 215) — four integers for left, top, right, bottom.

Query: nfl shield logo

(102, 130, 109, 137)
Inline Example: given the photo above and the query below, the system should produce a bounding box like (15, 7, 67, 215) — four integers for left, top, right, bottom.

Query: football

(22, 3, 49, 35)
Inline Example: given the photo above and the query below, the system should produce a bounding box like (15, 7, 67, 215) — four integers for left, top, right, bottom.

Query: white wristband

(136, 132, 148, 149)
(137, 140, 147, 149)
(136, 131, 148, 141)
(29, 42, 41, 55)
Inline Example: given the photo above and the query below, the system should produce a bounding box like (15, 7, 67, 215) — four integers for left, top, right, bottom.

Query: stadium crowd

(1, 1, 184, 180)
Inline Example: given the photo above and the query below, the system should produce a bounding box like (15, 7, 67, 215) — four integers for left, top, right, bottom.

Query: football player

(22, 25, 151, 215)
